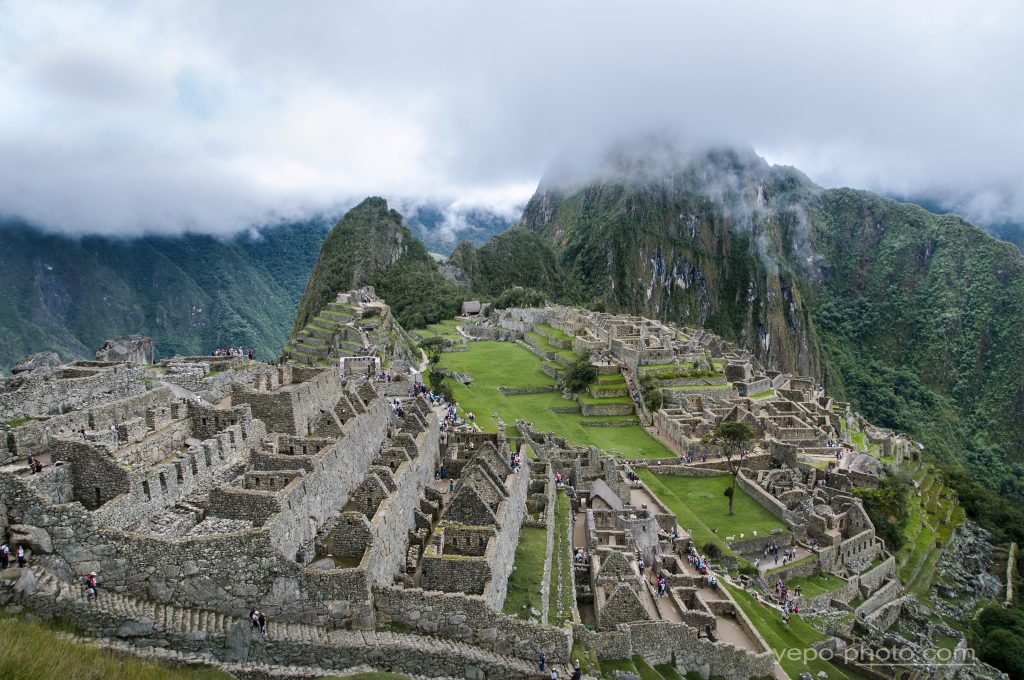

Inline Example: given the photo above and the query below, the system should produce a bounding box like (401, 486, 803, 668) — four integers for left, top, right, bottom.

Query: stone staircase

(29, 566, 545, 678)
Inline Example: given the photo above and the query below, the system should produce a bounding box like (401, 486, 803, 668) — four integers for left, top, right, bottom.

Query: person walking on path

(85, 572, 98, 601)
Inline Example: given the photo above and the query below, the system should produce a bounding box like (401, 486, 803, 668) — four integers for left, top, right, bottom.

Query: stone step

(30, 566, 544, 677)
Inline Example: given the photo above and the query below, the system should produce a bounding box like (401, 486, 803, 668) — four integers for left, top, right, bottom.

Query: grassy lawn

(439, 342, 671, 459)
(722, 583, 868, 680)
(786, 573, 846, 599)
(503, 526, 548, 620)
(535, 323, 572, 342)
(749, 390, 775, 399)
(638, 470, 786, 555)
(0, 612, 232, 680)
(549, 492, 575, 626)
(412, 319, 464, 341)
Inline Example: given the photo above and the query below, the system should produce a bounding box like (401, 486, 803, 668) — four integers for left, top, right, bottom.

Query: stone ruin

(0, 303, 949, 679)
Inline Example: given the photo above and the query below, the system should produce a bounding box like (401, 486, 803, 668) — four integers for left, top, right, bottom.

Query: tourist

(550, 669, 559, 680)
(0, 543, 9, 569)
(247, 347, 254, 361)
(16, 545, 26, 568)
(85, 572, 98, 600)
(539, 650, 546, 671)
(250, 608, 266, 634)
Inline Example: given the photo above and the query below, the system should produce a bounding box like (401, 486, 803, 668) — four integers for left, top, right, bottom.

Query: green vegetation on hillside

(450, 228, 568, 297)
(291, 198, 464, 336)
(0, 219, 329, 370)
(971, 605, 1024, 678)
(497, 145, 1024, 538)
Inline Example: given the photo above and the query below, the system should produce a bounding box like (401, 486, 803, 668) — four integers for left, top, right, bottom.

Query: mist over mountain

(450, 142, 1024, 500)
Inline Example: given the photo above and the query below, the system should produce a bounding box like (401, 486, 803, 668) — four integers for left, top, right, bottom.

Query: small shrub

(702, 542, 722, 559)
(562, 356, 598, 393)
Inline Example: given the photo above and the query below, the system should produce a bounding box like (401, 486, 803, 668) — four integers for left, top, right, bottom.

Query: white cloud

(1, 0, 1023, 235)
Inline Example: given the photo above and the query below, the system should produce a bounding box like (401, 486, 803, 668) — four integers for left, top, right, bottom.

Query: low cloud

(1, 1, 1023, 236)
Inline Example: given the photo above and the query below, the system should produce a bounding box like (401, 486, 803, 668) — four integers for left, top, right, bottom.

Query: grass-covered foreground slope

(0, 612, 231, 680)
(0, 611, 408, 680)
(437, 341, 670, 459)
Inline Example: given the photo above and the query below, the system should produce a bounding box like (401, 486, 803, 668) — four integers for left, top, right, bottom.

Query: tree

(638, 373, 664, 412)
(701, 421, 758, 515)
(419, 337, 450, 365)
(562, 356, 598, 393)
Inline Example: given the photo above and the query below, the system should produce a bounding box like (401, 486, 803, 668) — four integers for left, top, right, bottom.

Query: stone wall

(855, 578, 902, 617)
(735, 469, 797, 526)
(0, 362, 146, 422)
(232, 368, 339, 436)
(573, 620, 774, 680)
(579, 401, 634, 417)
(364, 423, 440, 586)
(263, 397, 393, 561)
(3, 386, 179, 462)
(375, 585, 572, 664)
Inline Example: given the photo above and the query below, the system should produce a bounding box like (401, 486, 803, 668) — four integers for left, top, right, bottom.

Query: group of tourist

(508, 450, 524, 473)
(685, 544, 713, 577)
(0, 542, 27, 569)
(537, 652, 583, 680)
(24, 454, 44, 474)
(212, 346, 254, 360)
(760, 542, 794, 566)
(573, 547, 590, 564)
(774, 579, 802, 623)
(411, 382, 445, 406)
(249, 608, 268, 635)
(390, 399, 406, 418)
(373, 371, 392, 382)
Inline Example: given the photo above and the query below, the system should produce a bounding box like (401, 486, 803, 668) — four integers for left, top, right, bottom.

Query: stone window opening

(190, 455, 198, 475)
(204, 449, 212, 467)
(142, 480, 151, 501)
(159, 472, 168, 493)
(95, 487, 101, 507)
(176, 463, 184, 483)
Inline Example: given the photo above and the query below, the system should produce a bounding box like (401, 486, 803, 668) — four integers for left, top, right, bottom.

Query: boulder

(95, 336, 154, 365)
(223, 619, 251, 662)
(8, 524, 53, 554)
(12, 568, 35, 598)
(11, 352, 61, 375)
(116, 617, 155, 638)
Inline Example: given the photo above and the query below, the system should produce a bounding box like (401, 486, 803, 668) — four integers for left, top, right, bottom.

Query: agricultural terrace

(437, 341, 672, 460)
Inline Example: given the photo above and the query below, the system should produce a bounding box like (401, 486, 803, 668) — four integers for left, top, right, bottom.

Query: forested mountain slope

(0, 220, 329, 369)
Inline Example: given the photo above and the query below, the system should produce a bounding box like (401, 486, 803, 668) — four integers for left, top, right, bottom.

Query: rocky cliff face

(519, 146, 824, 378)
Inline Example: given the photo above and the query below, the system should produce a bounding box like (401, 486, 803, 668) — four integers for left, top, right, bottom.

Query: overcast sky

(2, 1, 1023, 236)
